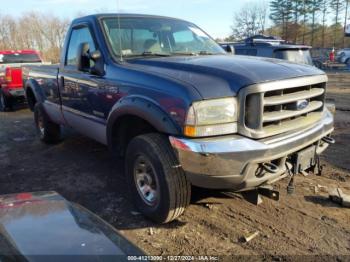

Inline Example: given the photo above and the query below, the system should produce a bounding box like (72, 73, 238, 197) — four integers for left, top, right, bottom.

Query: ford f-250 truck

(23, 14, 334, 223)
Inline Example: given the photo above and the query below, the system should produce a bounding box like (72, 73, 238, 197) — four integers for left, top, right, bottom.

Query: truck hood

(129, 55, 325, 98)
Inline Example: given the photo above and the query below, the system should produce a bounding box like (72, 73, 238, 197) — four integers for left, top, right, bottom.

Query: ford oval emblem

(296, 99, 309, 110)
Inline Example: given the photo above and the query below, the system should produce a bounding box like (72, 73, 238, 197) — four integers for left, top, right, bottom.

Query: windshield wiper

(140, 51, 171, 57)
(170, 51, 217, 56)
(124, 52, 171, 59)
(170, 51, 197, 56)
(198, 51, 215, 55)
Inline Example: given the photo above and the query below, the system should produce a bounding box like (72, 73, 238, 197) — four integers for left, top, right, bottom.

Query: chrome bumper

(8, 89, 25, 97)
(170, 109, 334, 190)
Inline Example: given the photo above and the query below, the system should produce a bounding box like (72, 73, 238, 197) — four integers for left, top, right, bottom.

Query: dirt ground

(0, 72, 350, 260)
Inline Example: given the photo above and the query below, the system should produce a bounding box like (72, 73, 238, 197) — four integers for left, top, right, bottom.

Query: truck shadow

(0, 123, 242, 231)
(8, 102, 28, 112)
(304, 195, 340, 208)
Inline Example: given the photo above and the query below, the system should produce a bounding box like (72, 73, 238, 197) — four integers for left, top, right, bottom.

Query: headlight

(184, 97, 238, 137)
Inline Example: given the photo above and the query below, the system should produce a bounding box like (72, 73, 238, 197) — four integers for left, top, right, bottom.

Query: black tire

(346, 58, 350, 67)
(0, 89, 12, 112)
(34, 103, 61, 144)
(125, 133, 191, 223)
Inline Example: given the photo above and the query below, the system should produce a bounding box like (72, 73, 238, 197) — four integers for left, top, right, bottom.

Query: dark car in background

(219, 35, 314, 66)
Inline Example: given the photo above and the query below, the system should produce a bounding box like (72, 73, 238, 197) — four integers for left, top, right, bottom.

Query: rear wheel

(125, 133, 191, 223)
(34, 103, 61, 144)
(0, 89, 12, 112)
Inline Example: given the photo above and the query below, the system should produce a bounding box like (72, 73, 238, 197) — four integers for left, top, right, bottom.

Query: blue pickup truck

(23, 14, 334, 223)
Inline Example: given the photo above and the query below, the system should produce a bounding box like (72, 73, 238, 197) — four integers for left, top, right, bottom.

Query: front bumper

(170, 109, 334, 190)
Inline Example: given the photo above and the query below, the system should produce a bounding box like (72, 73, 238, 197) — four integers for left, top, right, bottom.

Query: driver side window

(66, 27, 96, 67)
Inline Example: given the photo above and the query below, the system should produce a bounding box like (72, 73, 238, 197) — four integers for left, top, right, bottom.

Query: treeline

(1, 3, 349, 63)
(229, 0, 350, 48)
(0, 12, 69, 63)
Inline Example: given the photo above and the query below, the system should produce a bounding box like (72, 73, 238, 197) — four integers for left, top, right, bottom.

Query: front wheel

(125, 133, 191, 223)
(34, 103, 61, 144)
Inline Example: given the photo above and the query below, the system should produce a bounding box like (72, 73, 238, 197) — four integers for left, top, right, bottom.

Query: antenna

(117, 0, 123, 62)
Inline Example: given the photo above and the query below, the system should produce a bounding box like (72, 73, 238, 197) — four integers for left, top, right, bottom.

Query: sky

(3, 0, 255, 39)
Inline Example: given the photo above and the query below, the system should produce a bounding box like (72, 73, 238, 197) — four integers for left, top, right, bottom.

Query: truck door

(58, 24, 107, 144)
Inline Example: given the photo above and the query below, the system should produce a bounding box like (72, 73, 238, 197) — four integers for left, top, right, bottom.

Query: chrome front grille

(238, 75, 327, 139)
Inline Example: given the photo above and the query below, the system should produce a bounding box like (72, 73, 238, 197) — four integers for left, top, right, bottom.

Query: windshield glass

(0, 53, 41, 64)
(101, 17, 225, 58)
(274, 49, 313, 65)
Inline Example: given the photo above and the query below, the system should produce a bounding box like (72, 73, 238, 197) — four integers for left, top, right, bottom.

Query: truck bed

(22, 64, 59, 79)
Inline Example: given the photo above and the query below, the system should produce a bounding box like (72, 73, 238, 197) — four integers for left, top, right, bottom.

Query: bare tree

(257, 1, 269, 34)
(0, 12, 69, 62)
(231, 1, 268, 40)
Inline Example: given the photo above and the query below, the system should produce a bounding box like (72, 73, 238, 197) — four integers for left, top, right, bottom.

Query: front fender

(106, 96, 182, 147)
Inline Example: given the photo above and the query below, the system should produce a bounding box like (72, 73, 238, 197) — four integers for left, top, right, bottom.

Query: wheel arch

(24, 79, 45, 111)
(106, 96, 182, 156)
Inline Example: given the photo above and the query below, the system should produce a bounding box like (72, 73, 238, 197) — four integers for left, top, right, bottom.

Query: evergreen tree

(320, 0, 330, 47)
(300, 0, 313, 44)
(270, 0, 293, 39)
(310, 0, 323, 46)
(291, 0, 304, 42)
(330, 0, 345, 46)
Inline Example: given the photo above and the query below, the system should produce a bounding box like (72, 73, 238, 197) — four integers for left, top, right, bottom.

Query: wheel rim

(37, 111, 45, 136)
(133, 155, 159, 207)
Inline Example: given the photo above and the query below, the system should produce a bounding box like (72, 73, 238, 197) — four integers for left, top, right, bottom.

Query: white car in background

(337, 48, 350, 66)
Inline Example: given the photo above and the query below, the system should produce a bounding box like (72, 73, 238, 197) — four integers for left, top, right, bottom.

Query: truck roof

(73, 13, 189, 24)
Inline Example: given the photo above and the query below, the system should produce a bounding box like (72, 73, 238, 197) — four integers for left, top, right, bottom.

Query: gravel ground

(0, 73, 349, 260)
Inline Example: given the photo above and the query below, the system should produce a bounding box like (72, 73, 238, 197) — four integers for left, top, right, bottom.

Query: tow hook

(261, 162, 279, 174)
(285, 163, 295, 195)
(322, 136, 335, 144)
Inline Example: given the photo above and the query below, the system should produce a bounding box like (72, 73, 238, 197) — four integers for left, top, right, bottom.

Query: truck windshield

(0, 53, 41, 64)
(274, 49, 313, 66)
(101, 17, 225, 58)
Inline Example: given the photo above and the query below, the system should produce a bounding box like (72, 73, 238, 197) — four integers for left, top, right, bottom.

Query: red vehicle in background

(0, 50, 42, 111)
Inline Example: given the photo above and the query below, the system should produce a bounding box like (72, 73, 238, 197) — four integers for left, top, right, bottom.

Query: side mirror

(89, 50, 105, 76)
(77, 42, 90, 72)
(76, 42, 105, 76)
